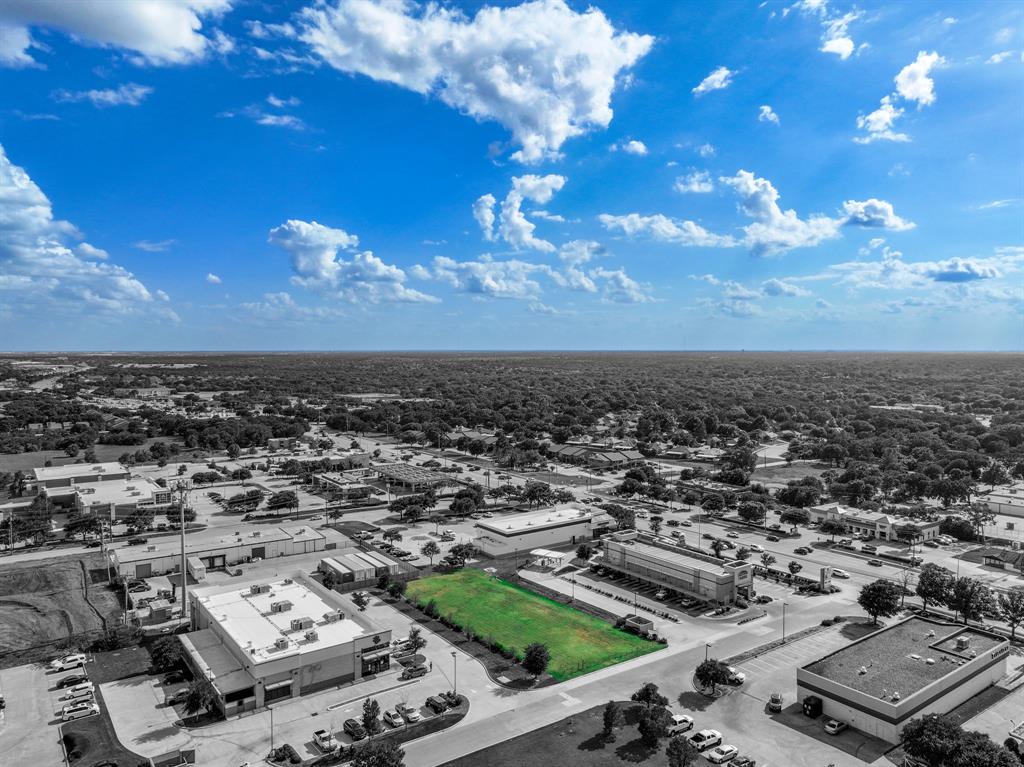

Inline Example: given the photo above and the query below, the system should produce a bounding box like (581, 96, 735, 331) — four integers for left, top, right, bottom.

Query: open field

(0, 437, 187, 474)
(406, 569, 660, 681)
(0, 554, 121, 662)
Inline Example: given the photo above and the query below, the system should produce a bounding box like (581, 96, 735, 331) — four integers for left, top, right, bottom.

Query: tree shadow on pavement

(677, 691, 715, 712)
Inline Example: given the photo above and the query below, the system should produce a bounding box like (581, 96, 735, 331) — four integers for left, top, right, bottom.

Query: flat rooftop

(803, 617, 1007, 699)
(76, 477, 165, 506)
(477, 506, 598, 535)
(194, 576, 377, 664)
(112, 525, 321, 563)
(33, 462, 127, 482)
(375, 463, 453, 485)
(607, 534, 745, 577)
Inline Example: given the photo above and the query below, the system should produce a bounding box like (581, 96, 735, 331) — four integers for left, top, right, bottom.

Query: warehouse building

(317, 549, 402, 590)
(109, 526, 326, 578)
(74, 476, 173, 521)
(598, 530, 754, 605)
(32, 461, 131, 503)
(472, 506, 612, 557)
(182, 574, 392, 716)
(796, 616, 1010, 743)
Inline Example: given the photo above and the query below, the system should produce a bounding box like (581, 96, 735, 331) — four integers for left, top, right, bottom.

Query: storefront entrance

(361, 651, 390, 676)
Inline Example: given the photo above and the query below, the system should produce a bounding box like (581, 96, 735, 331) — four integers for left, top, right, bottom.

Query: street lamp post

(270, 705, 275, 754)
(705, 642, 712, 662)
(451, 650, 457, 697)
(782, 602, 789, 643)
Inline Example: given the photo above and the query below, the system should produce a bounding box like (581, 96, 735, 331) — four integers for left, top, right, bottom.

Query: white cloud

(697, 143, 716, 158)
(295, 0, 652, 163)
(673, 171, 713, 194)
(267, 93, 301, 108)
(52, 83, 153, 108)
(268, 219, 437, 303)
(530, 210, 567, 223)
(0, 0, 233, 67)
(761, 277, 810, 297)
(206, 272, 222, 284)
(977, 199, 1020, 210)
(424, 255, 554, 300)
(240, 291, 348, 323)
(790, 1, 862, 60)
(894, 51, 944, 107)
(854, 95, 908, 144)
(472, 194, 497, 241)
(692, 66, 734, 96)
(610, 139, 648, 155)
(591, 267, 652, 303)
(133, 239, 175, 252)
(942, 17, 957, 26)
(701, 297, 762, 318)
(598, 213, 737, 248)
(758, 105, 780, 125)
(987, 51, 1014, 65)
(828, 247, 1024, 289)
(527, 300, 561, 315)
(841, 199, 916, 231)
(994, 27, 1014, 45)
(0, 142, 172, 320)
(220, 103, 308, 130)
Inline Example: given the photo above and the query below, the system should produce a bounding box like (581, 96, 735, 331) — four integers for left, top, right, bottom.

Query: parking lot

(0, 663, 68, 766)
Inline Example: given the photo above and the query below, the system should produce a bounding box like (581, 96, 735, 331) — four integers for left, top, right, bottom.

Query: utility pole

(173, 481, 191, 623)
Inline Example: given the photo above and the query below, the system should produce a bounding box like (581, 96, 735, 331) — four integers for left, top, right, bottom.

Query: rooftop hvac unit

(252, 531, 261, 538)
(282, 578, 293, 585)
(270, 600, 293, 613)
(304, 629, 318, 642)
(956, 636, 971, 651)
(322, 611, 343, 623)
(274, 637, 289, 650)
(290, 616, 314, 631)
(251, 583, 271, 595)
(147, 545, 157, 552)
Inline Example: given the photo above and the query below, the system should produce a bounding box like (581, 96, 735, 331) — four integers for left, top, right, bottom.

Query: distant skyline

(0, 0, 1022, 351)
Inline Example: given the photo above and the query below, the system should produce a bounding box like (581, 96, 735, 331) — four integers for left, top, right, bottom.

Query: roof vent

(926, 658, 935, 665)
(250, 583, 271, 595)
(274, 637, 289, 650)
(290, 616, 314, 631)
(956, 636, 971, 651)
(304, 629, 319, 642)
(270, 600, 293, 613)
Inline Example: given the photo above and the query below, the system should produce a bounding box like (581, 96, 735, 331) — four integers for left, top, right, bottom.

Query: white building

(109, 526, 326, 578)
(472, 506, 611, 557)
(32, 462, 131, 502)
(809, 502, 940, 542)
(183, 574, 391, 716)
(981, 483, 1024, 519)
(74, 476, 173, 521)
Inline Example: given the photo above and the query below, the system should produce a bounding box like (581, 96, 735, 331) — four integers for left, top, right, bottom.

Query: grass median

(406, 568, 661, 681)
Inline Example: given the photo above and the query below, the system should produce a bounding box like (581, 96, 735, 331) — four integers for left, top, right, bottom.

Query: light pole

(705, 643, 712, 662)
(451, 650, 457, 697)
(269, 705, 275, 753)
(782, 602, 789, 642)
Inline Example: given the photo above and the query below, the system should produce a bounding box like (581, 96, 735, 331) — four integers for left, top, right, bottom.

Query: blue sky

(0, 0, 1021, 351)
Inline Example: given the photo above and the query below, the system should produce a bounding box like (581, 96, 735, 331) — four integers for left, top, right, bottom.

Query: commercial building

(375, 463, 453, 491)
(809, 503, 940, 543)
(109, 526, 326, 578)
(797, 616, 1010, 743)
(74, 477, 173, 521)
(317, 549, 401, 590)
(472, 506, 611, 557)
(32, 462, 131, 502)
(981, 484, 1024, 519)
(183, 574, 391, 716)
(311, 472, 374, 500)
(546, 443, 645, 469)
(598, 530, 754, 605)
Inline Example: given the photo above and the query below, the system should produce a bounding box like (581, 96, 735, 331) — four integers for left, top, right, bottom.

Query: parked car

(767, 692, 784, 712)
(61, 702, 99, 721)
(733, 755, 757, 767)
(425, 695, 448, 714)
(395, 702, 421, 723)
(343, 719, 367, 740)
(679, 597, 697, 608)
(670, 531, 683, 539)
(56, 673, 89, 689)
(84, 540, 102, 548)
(654, 589, 668, 600)
(702, 533, 716, 540)
(689, 729, 723, 750)
(667, 713, 694, 735)
(383, 709, 404, 728)
(768, 524, 782, 531)
(50, 654, 86, 672)
(923, 540, 939, 548)
(726, 667, 746, 685)
(765, 535, 780, 542)
(392, 646, 418, 660)
(755, 594, 773, 604)
(400, 665, 428, 680)
(166, 688, 188, 706)
(440, 690, 460, 707)
(867, 559, 883, 567)
(313, 729, 338, 752)
(61, 682, 95, 700)
(824, 719, 848, 735)
(708, 744, 739, 763)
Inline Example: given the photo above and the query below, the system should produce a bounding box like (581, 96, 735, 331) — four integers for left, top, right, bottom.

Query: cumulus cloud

(692, 66, 734, 96)
(828, 246, 1023, 289)
(789, 0, 862, 60)
(206, 272, 222, 284)
(52, 83, 153, 108)
(530, 210, 567, 223)
(240, 291, 348, 323)
(987, 51, 1014, 65)
(268, 219, 437, 303)
(854, 96, 908, 144)
(590, 266, 652, 303)
(266, 93, 301, 108)
(421, 255, 555, 300)
(610, 139, 648, 155)
(473, 194, 497, 241)
(0, 142, 173, 320)
(0, 0, 233, 67)
(761, 277, 811, 297)
(841, 199, 915, 231)
(758, 105, 780, 125)
(598, 213, 737, 248)
(894, 51, 944, 106)
(476, 174, 567, 252)
(697, 143, 716, 158)
(294, 0, 652, 163)
(673, 171, 713, 194)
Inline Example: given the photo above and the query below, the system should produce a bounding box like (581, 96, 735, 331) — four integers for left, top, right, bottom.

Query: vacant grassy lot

(407, 569, 660, 680)
(0, 554, 121, 662)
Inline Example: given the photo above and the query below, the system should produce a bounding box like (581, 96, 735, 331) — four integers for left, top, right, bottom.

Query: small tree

(915, 563, 954, 614)
(779, 508, 810, 531)
(858, 579, 901, 625)
(351, 742, 405, 767)
(630, 681, 669, 709)
(666, 735, 701, 767)
(694, 659, 730, 693)
(430, 514, 446, 534)
(998, 587, 1024, 640)
(601, 700, 621, 742)
(383, 529, 403, 545)
(649, 515, 664, 536)
(760, 552, 777, 572)
(523, 642, 550, 677)
(352, 592, 369, 611)
(709, 539, 726, 559)
(575, 543, 593, 561)
(387, 580, 407, 600)
(637, 706, 672, 747)
(787, 560, 803, 575)
(734, 546, 752, 561)
(362, 697, 382, 735)
(407, 626, 427, 653)
(948, 576, 993, 624)
(150, 636, 183, 672)
(819, 519, 846, 541)
(183, 677, 217, 716)
(421, 540, 440, 565)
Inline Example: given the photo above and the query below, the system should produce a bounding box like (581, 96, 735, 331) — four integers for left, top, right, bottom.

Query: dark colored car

(440, 690, 460, 707)
(84, 540, 102, 548)
(57, 673, 89, 689)
(734, 757, 757, 767)
(766, 535, 780, 542)
(425, 695, 448, 714)
(126, 537, 148, 546)
(343, 718, 367, 740)
(868, 559, 883, 567)
(794, 547, 811, 555)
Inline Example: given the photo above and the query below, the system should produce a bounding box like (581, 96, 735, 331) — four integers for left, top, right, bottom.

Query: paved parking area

(0, 663, 66, 766)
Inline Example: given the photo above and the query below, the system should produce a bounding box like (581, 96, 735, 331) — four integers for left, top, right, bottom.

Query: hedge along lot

(406, 569, 661, 681)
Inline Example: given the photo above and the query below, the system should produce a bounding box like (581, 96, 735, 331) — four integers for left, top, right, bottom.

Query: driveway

(101, 675, 191, 758)
(0, 663, 67, 766)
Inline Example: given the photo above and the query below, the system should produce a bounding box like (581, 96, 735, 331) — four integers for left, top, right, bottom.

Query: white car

(831, 568, 850, 579)
(61, 681, 95, 700)
(667, 713, 694, 735)
(313, 729, 337, 752)
(726, 667, 746, 685)
(61, 702, 99, 721)
(707, 744, 739, 763)
(689, 729, 723, 750)
(654, 590, 668, 600)
(747, 543, 764, 553)
(382, 709, 405, 728)
(726, 532, 739, 539)
(50, 654, 86, 671)
(395, 702, 421, 723)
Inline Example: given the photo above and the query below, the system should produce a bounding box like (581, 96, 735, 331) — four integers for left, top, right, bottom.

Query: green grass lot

(407, 569, 660, 681)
